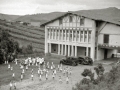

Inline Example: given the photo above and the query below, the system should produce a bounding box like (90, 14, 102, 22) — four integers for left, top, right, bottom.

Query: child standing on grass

(12, 73, 15, 79)
(31, 69, 33, 74)
(45, 73, 48, 80)
(11, 67, 13, 71)
(66, 76, 69, 84)
(54, 69, 56, 75)
(58, 65, 59, 71)
(21, 73, 23, 81)
(22, 69, 25, 75)
(59, 76, 62, 84)
(26, 65, 28, 71)
(9, 81, 12, 90)
(52, 72, 55, 80)
(39, 74, 42, 81)
(8, 64, 10, 70)
(13, 81, 16, 89)
(31, 73, 34, 81)
(5, 60, 6, 64)
(7, 60, 8, 64)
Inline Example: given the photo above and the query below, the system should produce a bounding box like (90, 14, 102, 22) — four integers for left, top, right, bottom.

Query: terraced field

(0, 20, 45, 52)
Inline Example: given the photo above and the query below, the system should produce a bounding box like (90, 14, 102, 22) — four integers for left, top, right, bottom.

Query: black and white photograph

(0, 0, 120, 90)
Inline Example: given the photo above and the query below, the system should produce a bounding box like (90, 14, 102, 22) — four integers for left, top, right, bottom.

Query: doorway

(104, 49, 108, 59)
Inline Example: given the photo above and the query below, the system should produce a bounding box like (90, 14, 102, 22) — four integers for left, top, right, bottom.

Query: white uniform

(8, 64, 10, 69)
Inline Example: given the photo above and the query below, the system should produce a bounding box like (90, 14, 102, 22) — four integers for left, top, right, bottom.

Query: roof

(41, 7, 120, 26)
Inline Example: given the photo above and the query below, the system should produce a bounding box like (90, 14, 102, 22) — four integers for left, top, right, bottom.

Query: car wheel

(89, 61, 93, 65)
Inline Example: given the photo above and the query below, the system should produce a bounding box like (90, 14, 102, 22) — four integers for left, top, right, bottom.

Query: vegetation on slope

(72, 63, 120, 90)
(0, 20, 45, 52)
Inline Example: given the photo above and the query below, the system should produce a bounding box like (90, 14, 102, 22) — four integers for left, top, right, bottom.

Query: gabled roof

(40, 7, 120, 26)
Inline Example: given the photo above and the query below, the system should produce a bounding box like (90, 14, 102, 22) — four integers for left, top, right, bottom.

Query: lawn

(0, 55, 113, 90)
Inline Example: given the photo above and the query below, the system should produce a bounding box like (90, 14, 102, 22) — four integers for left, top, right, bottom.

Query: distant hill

(0, 13, 20, 21)
(0, 20, 45, 52)
(0, 12, 66, 26)
(15, 12, 66, 24)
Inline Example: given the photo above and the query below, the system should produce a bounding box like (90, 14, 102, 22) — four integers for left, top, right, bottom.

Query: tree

(0, 30, 20, 63)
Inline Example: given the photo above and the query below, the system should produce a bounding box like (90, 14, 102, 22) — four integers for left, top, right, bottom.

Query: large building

(41, 7, 120, 61)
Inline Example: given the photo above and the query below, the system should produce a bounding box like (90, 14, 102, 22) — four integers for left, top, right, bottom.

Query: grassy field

(0, 55, 113, 90)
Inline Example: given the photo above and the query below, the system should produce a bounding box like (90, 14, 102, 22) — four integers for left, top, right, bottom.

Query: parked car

(77, 56, 93, 65)
(60, 57, 78, 66)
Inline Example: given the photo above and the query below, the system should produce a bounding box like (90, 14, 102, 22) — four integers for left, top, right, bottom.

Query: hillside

(0, 13, 20, 21)
(15, 12, 66, 23)
(0, 20, 45, 52)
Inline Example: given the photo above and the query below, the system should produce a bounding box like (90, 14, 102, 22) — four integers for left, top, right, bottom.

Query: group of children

(5, 58, 72, 90)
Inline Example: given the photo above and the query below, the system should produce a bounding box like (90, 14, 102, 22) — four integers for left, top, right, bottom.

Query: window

(88, 31, 91, 42)
(104, 34, 109, 44)
(50, 29, 52, 39)
(59, 18, 62, 25)
(69, 16, 73, 22)
(77, 31, 79, 41)
(60, 30, 62, 40)
(84, 31, 87, 42)
(57, 30, 59, 39)
(70, 30, 72, 41)
(63, 30, 65, 40)
(73, 31, 76, 41)
(80, 31, 83, 42)
(80, 17, 85, 26)
(67, 30, 69, 40)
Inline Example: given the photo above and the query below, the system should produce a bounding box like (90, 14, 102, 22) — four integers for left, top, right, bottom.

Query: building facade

(42, 8, 120, 61)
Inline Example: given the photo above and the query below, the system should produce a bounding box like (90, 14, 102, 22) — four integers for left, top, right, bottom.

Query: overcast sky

(0, 0, 120, 15)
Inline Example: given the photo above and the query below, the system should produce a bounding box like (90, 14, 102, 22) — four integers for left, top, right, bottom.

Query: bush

(20, 44, 33, 55)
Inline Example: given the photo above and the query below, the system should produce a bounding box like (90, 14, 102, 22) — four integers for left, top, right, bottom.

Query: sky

(0, 0, 120, 15)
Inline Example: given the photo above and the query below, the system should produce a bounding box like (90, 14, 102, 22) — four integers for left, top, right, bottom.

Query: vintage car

(77, 56, 93, 65)
(60, 57, 78, 66)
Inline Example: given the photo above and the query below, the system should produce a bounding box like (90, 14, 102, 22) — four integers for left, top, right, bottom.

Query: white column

(65, 45, 67, 56)
(68, 45, 70, 56)
(58, 44, 60, 55)
(61, 44, 63, 55)
(71, 45, 74, 56)
(55, 30, 56, 40)
(48, 43, 51, 53)
(83, 30, 85, 42)
(87, 30, 89, 43)
(49, 29, 50, 39)
(58, 29, 60, 40)
(65, 30, 67, 41)
(75, 46, 77, 57)
(72, 30, 73, 41)
(51, 29, 53, 40)
(79, 30, 81, 42)
(75, 30, 77, 42)
(86, 47, 88, 56)
(62, 30, 63, 41)
(91, 21, 96, 61)
(68, 30, 70, 42)
(45, 27, 48, 55)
